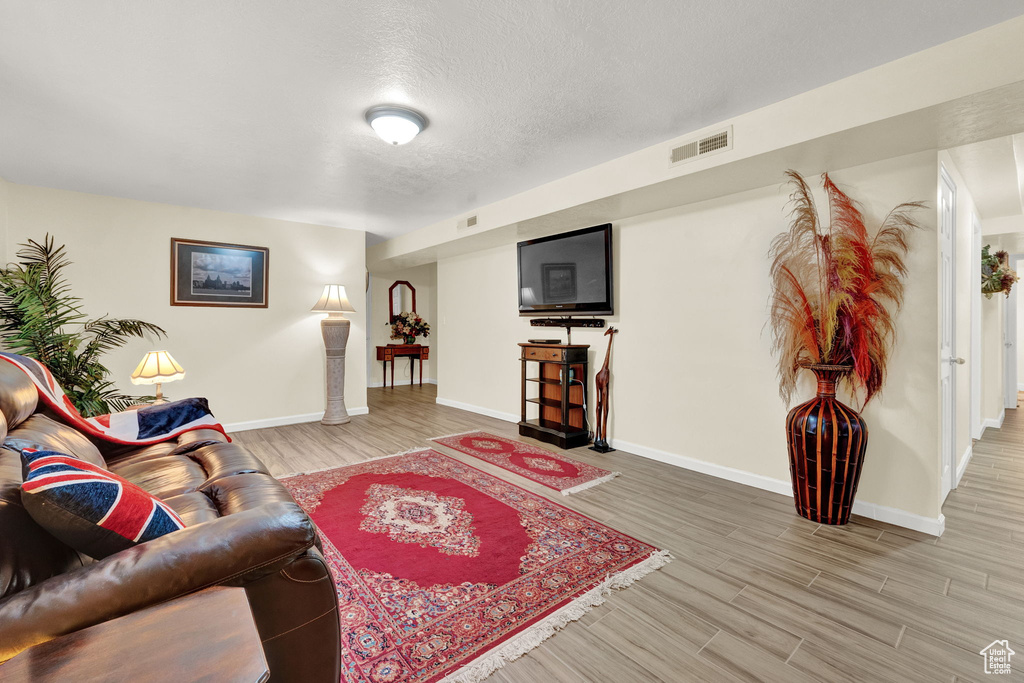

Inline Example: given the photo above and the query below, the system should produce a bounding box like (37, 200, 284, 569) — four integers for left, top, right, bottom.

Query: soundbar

(529, 318, 606, 328)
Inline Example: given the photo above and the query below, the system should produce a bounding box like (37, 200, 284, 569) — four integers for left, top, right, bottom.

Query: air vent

(466, 215, 477, 228)
(668, 126, 733, 167)
(457, 214, 479, 231)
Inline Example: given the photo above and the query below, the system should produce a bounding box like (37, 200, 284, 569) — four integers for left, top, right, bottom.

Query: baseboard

(612, 437, 946, 537)
(1017, 383, 1024, 392)
(368, 379, 438, 388)
(982, 409, 1006, 432)
(225, 407, 369, 433)
(956, 444, 974, 487)
(435, 397, 519, 424)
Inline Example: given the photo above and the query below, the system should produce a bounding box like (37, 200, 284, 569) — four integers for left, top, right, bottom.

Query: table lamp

(130, 350, 185, 405)
(312, 284, 356, 425)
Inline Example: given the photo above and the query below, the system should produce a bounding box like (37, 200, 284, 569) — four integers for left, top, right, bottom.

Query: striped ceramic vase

(785, 364, 868, 525)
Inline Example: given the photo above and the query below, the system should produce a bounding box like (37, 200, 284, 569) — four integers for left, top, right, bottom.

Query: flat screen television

(517, 224, 613, 316)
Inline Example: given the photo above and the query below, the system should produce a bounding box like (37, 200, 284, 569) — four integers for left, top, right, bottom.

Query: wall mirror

(389, 280, 416, 323)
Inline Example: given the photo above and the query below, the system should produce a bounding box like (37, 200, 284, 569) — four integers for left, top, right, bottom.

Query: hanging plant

(981, 245, 1018, 299)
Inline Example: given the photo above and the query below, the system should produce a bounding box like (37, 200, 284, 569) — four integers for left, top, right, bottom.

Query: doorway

(1003, 255, 1024, 411)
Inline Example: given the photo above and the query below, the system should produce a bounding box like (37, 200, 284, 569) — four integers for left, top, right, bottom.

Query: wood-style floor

(232, 385, 1024, 683)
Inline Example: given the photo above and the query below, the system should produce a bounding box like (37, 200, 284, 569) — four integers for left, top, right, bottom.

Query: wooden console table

(519, 343, 590, 449)
(0, 586, 268, 682)
(376, 344, 429, 387)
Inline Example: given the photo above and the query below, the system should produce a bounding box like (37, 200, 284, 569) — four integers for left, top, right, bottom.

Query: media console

(518, 343, 591, 449)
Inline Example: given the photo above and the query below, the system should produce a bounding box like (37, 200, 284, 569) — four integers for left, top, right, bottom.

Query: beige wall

(368, 263, 438, 386)
(981, 294, 1005, 426)
(937, 153, 979, 474)
(3, 182, 367, 428)
(0, 176, 9, 264)
(438, 151, 943, 522)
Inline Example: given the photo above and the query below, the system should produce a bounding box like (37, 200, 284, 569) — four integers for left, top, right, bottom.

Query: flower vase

(785, 364, 868, 525)
(404, 335, 416, 345)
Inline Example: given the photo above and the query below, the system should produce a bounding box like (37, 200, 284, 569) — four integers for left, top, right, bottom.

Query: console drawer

(523, 347, 564, 361)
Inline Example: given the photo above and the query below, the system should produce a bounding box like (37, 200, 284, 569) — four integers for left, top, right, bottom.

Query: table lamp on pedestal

(130, 351, 185, 405)
(312, 284, 356, 425)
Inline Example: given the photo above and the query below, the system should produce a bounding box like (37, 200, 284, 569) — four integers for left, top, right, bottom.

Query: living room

(2, 3, 1024, 682)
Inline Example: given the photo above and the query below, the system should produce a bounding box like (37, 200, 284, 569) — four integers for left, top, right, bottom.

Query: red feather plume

(769, 171, 924, 406)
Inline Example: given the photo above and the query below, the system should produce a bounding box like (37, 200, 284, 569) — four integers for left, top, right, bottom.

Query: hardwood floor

(232, 385, 1024, 682)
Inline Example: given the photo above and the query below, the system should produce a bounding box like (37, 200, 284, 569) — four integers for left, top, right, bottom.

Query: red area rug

(430, 431, 620, 495)
(281, 449, 668, 683)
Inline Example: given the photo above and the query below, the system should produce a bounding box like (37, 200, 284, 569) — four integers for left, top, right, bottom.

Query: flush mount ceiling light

(365, 105, 427, 145)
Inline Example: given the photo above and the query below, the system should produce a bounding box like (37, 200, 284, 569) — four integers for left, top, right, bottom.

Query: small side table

(376, 344, 429, 388)
(0, 586, 269, 682)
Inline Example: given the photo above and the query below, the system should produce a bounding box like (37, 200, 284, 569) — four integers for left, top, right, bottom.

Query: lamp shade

(311, 284, 356, 315)
(130, 351, 185, 385)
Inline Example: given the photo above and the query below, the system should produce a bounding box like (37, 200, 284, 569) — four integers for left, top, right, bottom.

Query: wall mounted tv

(517, 224, 613, 316)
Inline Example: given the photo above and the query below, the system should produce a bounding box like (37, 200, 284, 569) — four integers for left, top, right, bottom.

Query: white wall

(438, 151, 943, 523)
(3, 182, 367, 427)
(937, 153, 979, 474)
(368, 263, 438, 386)
(0, 176, 9, 264)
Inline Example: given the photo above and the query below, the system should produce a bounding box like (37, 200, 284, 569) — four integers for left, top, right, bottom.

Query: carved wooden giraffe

(592, 327, 617, 452)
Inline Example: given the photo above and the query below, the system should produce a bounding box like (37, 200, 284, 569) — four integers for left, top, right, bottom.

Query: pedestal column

(321, 316, 351, 425)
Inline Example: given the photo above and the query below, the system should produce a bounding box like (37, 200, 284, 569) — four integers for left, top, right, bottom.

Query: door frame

(971, 214, 982, 439)
(1004, 255, 1024, 410)
(939, 164, 957, 497)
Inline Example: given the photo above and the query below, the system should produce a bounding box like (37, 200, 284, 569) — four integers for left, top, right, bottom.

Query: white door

(939, 167, 958, 498)
(1005, 257, 1020, 410)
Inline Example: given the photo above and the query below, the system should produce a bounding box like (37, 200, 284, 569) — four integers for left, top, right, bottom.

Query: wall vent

(457, 214, 478, 231)
(669, 126, 733, 167)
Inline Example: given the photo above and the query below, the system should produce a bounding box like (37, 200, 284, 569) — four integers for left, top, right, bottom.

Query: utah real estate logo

(980, 640, 1015, 675)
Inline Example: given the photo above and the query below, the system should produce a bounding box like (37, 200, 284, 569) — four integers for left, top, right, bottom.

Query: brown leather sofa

(0, 361, 340, 682)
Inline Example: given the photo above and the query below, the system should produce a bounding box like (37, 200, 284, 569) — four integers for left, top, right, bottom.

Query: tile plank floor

(233, 385, 1024, 682)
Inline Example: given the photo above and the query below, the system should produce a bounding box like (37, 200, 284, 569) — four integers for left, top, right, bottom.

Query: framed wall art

(170, 238, 269, 308)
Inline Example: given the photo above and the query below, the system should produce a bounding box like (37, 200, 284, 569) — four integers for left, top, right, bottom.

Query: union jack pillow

(20, 448, 186, 559)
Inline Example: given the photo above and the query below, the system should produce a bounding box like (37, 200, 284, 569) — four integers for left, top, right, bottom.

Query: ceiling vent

(457, 215, 478, 231)
(668, 126, 733, 167)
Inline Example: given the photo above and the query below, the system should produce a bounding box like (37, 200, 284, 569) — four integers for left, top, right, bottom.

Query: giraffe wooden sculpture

(590, 327, 617, 453)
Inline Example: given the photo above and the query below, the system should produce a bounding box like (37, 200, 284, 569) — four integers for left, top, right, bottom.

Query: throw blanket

(0, 352, 230, 445)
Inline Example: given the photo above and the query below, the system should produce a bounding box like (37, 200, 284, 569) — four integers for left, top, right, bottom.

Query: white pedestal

(320, 316, 351, 425)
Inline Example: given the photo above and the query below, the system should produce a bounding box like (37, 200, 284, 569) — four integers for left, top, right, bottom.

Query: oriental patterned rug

(429, 431, 620, 495)
(281, 449, 668, 683)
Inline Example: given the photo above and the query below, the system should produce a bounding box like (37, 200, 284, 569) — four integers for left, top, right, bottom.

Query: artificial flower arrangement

(389, 311, 430, 343)
(981, 245, 1018, 299)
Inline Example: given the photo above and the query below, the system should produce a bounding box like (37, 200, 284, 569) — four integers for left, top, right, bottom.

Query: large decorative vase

(785, 364, 868, 525)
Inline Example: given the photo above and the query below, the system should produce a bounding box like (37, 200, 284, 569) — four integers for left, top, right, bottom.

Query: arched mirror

(389, 280, 416, 323)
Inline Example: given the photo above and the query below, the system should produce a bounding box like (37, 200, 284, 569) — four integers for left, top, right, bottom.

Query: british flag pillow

(20, 448, 186, 559)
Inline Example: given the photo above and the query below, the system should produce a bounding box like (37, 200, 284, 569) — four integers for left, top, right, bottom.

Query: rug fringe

(560, 471, 621, 496)
(277, 447, 432, 479)
(428, 429, 481, 441)
(439, 549, 673, 683)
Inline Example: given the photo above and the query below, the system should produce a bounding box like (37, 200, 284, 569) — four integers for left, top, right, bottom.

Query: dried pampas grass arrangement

(769, 171, 925, 406)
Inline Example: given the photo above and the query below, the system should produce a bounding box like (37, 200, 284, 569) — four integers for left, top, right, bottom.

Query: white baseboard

(612, 437, 946, 537)
(225, 407, 369, 433)
(431, 398, 944, 536)
(368, 379, 438, 388)
(956, 444, 974, 487)
(1017, 383, 1024, 392)
(435, 397, 519, 424)
(982, 409, 1006, 433)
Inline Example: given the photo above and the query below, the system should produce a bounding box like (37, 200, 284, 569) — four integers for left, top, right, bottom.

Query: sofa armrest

(0, 501, 316, 662)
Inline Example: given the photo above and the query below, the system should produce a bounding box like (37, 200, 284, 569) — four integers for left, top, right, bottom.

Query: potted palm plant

(769, 171, 923, 525)
(0, 235, 167, 416)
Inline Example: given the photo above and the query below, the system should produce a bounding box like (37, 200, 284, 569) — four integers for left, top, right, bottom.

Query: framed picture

(170, 238, 269, 308)
(541, 263, 577, 302)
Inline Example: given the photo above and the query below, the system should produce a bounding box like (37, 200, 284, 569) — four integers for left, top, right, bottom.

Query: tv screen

(518, 224, 613, 316)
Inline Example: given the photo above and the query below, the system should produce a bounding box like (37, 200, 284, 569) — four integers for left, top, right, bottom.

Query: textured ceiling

(948, 135, 1024, 219)
(2, 2, 1023, 243)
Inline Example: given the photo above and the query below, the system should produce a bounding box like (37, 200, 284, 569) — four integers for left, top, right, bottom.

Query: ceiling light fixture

(365, 105, 427, 145)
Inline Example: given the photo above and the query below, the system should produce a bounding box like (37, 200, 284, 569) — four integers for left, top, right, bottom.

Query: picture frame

(541, 263, 577, 302)
(170, 238, 269, 308)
